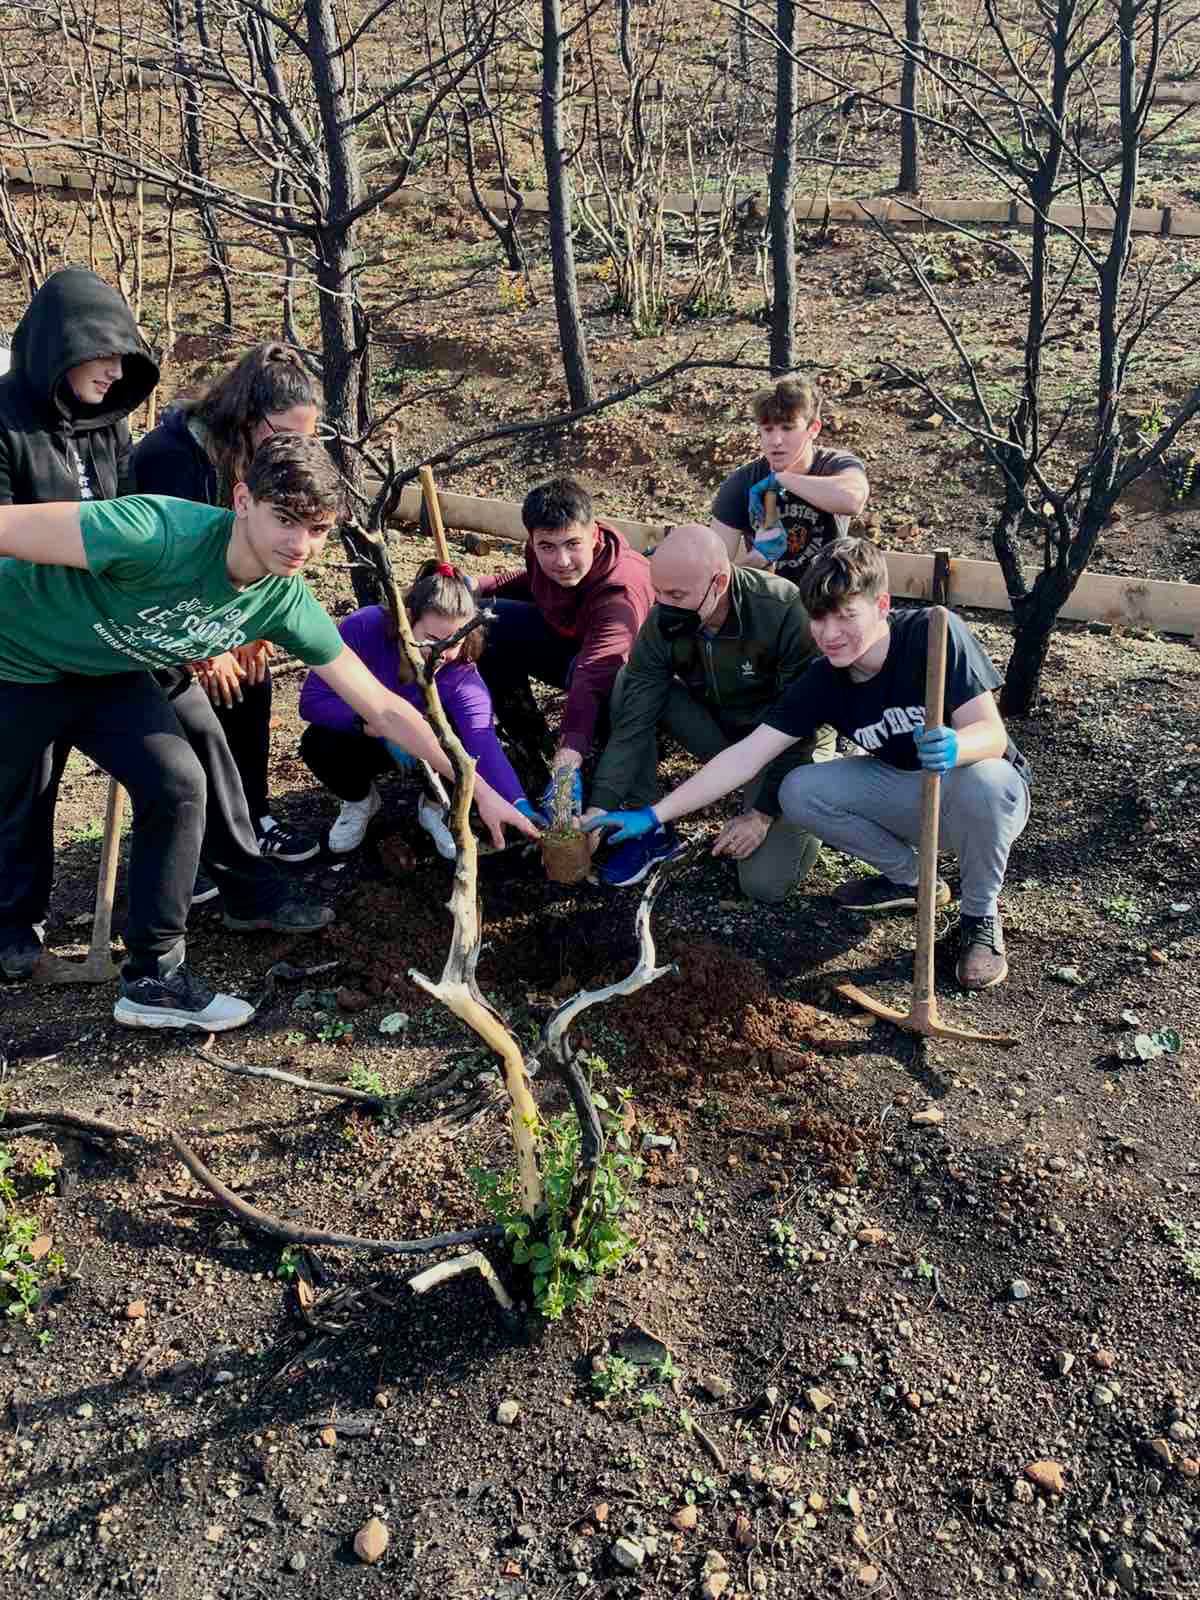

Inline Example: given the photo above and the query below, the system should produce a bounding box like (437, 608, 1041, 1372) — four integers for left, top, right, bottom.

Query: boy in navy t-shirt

(585, 537, 1031, 990)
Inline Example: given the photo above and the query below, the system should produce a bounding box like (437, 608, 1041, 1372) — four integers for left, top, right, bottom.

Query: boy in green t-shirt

(0, 433, 538, 1031)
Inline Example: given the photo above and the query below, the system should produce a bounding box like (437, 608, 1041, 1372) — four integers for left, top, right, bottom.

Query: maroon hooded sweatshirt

(476, 521, 654, 759)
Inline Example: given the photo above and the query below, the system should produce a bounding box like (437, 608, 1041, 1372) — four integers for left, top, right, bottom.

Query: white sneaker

(417, 796, 457, 860)
(113, 965, 255, 1032)
(328, 786, 381, 854)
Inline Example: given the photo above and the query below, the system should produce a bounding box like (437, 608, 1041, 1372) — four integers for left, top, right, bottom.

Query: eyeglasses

(259, 417, 339, 443)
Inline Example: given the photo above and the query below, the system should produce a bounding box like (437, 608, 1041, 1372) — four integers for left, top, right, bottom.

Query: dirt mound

(602, 940, 860, 1087)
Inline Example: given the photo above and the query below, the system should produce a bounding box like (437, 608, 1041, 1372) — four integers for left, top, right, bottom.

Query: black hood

(10, 268, 159, 429)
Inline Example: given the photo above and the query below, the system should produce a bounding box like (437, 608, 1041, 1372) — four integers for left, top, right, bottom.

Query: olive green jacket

(590, 566, 831, 815)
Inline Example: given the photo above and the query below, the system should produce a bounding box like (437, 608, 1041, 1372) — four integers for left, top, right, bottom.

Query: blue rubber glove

(747, 471, 780, 529)
(540, 767, 583, 820)
(514, 797, 549, 828)
(914, 725, 959, 773)
(582, 806, 659, 846)
(384, 739, 419, 773)
(752, 526, 788, 563)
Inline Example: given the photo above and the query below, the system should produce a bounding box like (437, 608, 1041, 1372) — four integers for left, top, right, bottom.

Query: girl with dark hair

(299, 561, 543, 858)
(133, 342, 323, 864)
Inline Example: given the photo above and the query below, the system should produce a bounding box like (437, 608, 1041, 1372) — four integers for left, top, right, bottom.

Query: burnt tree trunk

(306, 0, 378, 605)
(768, 0, 798, 375)
(898, 0, 921, 194)
(542, 0, 595, 407)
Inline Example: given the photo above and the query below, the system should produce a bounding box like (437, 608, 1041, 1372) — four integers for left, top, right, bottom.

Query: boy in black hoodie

(0, 270, 327, 979)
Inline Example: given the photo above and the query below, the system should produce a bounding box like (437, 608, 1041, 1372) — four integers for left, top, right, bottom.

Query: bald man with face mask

(584, 523, 835, 897)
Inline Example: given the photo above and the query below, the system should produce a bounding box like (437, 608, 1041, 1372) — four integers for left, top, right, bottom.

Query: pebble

(806, 1388, 835, 1413)
(685, 1167, 701, 1184)
(1093, 1386, 1116, 1407)
(1056, 1351, 1075, 1376)
(911, 1107, 944, 1126)
(205, 1524, 225, 1543)
(125, 1300, 146, 1321)
(495, 1400, 520, 1426)
(1025, 1460, 1067, 1496)
(701, 1375, 732, 1400)
(856, 1563, 880, 1586)
(1091, 1350, 1116, 1371)
(75, 1403, 94, 1420)
(1146, 1438, 1174, 1467)
(812, 1426, 833, 1447)
(701, 1576, 730, 1600)
(287, 1553, 307, 1574)
(845, 1487, 863, 1517)
(1168, 1421, 1196, 1443)
(213, 1370, 235, 1385)
(1178, 1457, 1200, 1478)
(1009, 1279, 1032, 1301)
(1111, 1552, 1137, 1593)
(671, 1505, 698, 1531)
(11, 1503, 27, 1521)
(611, 1537, 644, 1572)
(353, 1517, 389, 1565)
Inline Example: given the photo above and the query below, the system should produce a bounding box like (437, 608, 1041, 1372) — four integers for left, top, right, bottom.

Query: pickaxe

(836, 605, 1017, 1046)
(34, 777, 126, 985)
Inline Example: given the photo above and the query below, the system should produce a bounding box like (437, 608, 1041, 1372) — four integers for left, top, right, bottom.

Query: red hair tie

(435, 562, 455, 577)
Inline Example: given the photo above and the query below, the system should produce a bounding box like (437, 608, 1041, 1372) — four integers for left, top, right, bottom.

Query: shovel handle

(913, 607, 949, 1010)
(93, 779, 126, 955)
(419, 466, 452, 566)
(763, 488, 778, 526)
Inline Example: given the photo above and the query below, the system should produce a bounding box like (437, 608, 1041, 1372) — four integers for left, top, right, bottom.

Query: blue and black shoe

(597, 823, 686, 888)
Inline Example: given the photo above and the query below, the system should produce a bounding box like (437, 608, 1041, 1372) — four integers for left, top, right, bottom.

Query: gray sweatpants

(778, 755, 1030, 918)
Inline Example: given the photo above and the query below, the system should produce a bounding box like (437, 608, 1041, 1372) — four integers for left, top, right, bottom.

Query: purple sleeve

(436, 664, 525, 803)
(298, 606, 397, 733)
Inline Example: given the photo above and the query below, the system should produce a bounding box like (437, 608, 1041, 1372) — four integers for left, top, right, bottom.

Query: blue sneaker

(598, 824, 686, 888)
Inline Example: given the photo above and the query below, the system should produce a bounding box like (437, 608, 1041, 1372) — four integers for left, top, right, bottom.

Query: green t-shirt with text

(0, 495, 344, 684)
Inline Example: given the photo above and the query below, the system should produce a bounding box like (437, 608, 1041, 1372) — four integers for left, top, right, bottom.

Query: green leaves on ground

(0, 1149, 66, 1330)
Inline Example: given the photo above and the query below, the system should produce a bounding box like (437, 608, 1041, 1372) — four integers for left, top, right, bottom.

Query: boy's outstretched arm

(584, 724, 798, 838)
(0, 503, 87, 567)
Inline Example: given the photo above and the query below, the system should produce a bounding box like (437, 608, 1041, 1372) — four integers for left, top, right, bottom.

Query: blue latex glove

(752, 526, 788, 563)
(384, 739, 419, 773)
(540, 767, 583, 821)
(747, 471, 780, 529)
(514, 797, 549, 828)
(582, 806, 659, 846)
(914, 725, 959, 773)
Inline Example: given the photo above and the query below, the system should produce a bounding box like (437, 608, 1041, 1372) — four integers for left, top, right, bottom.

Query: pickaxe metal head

(836, 980, 1017, 1046)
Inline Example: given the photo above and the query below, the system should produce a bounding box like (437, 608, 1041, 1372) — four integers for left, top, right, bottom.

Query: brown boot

(956, 913, 1008, 990)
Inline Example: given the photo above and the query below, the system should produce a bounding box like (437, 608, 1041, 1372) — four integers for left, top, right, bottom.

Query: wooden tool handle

(418, 465, 452, 565)
(912, 606, 949, 1015)
(763, 488, 778, 525)
(92, 779, 127, 956)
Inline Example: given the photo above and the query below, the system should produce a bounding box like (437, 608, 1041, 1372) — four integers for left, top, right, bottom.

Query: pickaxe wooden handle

(419, 466, 452, 565)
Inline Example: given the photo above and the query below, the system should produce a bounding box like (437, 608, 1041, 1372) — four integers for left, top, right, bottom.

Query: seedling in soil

(592, 1354, 642, 1398)
(316, 1017, 354, 1044)
(276, 1246, 301, 1280)
(768, 1218, 803, 1271)
(698, 1093, 726, 1127)
(0, 1150, 66, 1328)
(691, 1193, 711, 1236)
(638, 1390, 665, 1411)
(348, 1061, 385, 1096)
(682, 1468, 718, 1504)
(654, 1352, 679, 1382)
(1102, 893, 1142, 926)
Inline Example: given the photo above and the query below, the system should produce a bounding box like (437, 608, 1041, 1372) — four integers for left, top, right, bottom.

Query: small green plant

(472, 1074, 644, 1320)
(915, 1256, 935, 1281)
(28, 1154, 55, 1187)
(0, 1150, 65, 1327)
(768, 1217, 802, 1272)
(638, 1389, 665, 1411)
(276, 1245, 301, 1280)
(654, 1351, 679, 1383)
(691, 1191, 711, 1237)
(591, 1354, 641, 1399)
(1102, 893, 1142, 926)
(316, 1017, 354, 1044)
(698, 1093, 725, 1128)
(347, 1061, 384, 1096)
(69, 816, 105, 845)
(682, 1467, 718, 1505)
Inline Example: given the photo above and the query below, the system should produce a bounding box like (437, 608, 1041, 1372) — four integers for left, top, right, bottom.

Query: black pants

(299, 723, 395, 802)
(0, 673, 204, 973)
(214, 672, 272, 822)
(0, 671, 286, 951)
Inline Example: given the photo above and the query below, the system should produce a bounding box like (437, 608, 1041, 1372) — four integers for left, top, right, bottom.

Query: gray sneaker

(223, 899, 335, 934)
(114, 964, 255, 1031)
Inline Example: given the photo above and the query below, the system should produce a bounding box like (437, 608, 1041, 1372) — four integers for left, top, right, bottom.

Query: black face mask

(657, 576, 717, 641)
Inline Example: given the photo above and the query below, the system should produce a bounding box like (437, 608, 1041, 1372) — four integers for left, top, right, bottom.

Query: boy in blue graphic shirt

(587, 537, 1031, 991)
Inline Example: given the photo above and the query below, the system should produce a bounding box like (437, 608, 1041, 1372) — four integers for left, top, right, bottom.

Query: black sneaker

(223, 898, 335, 934)
(957, 913, 1008, 990)
(256, 817, 320, 864)
(190, 873, 219, 907)
(114, 965, 255, 1031)
(0, 928, 43, 979)
(832, 872, 951, 913)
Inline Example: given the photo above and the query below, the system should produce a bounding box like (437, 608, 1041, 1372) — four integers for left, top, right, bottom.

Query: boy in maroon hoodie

(475, 478, 654, 816)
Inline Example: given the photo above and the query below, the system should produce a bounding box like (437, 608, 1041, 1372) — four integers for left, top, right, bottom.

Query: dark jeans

(0, 673, 204, 974)
(214, 671, 272, 822)
(476, 599, 608, 753)
(0, 670, 286, 950)
(300, 723, 395, 802)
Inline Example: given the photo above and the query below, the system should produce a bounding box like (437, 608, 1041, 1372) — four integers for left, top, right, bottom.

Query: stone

(701, 1575, 730, 1600)
(845, 1487, 863, 1517)
(1055, 1351, 1075, 1376)
(1111, 1552, 1137, 1594)
(1146, 1438, 1174, 1468)
(75, 1403, 94, 1420)
(1092, 1385, 1115, 1407)
(11, 1503, 27, 1521)
(205, 1524, 225, 1543)
(1168, 1421, 1196, 1443)
(495, 1400, 520, 1426)
(702, 1550, 729, 1574)
(911, 1107, 944, 1126)
(1090, 1349, 1116, 1371)
(1178, 1457, 1199, 1478)
(813, 1426, 833, 1447)
(857, 1564, 880, 1586)
(1025, 1460, 1066, 1496)
(671, 1505, 698, 1531)
(1012, 1479, 1035, 1504)
(611, 1537, 644, 1572)
(856, 1227, 888, 1247)
(701, 1375, 732, 1400)
(353, 1517, 390, 1565)
(806, 1388, 835, 1413)
(287, 1553, 307, 1574)
(851, 1524, 871, 1550)
(125, 1300, 146, 1321)
(732, 1511, 754, 1549)
(808, 1493, 827, 1513)
(319, 1426, 337, 1448)
(914, 414, 944, 432)
(1009, 1279, 1032, 1302)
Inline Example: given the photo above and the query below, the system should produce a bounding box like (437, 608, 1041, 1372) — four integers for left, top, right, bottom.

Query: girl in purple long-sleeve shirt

(299, 562, 537, 858)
